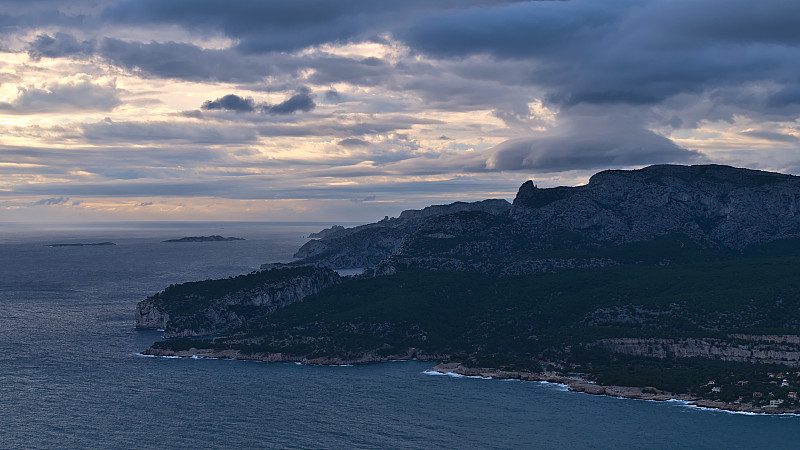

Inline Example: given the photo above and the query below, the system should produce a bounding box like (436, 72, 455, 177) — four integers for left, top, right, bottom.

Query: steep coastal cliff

(598, 336, 800, 366)
(135, 266, 341, 337)
(140, 164, 800, 412)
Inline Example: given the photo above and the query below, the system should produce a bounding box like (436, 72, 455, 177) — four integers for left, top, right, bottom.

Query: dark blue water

(2, 223, 798, 449)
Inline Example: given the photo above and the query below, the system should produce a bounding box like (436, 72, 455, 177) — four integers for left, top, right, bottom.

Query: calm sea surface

(1, 222, 798, 449)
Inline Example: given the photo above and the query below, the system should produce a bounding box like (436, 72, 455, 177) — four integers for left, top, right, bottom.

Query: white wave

(676, 402, 800, 417)
(135, 352, 180, 359)
(421, 370, 491, 379)
(536, 380, 571, 391)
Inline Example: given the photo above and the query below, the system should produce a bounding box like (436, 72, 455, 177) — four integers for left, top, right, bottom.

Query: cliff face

(599, 336, 800, 366)
(289, 164, 800, 275)
(287, 198, 511, 269)
(510, 165, 800, 249)
(135, 300, 169, 330)
(135, 267, 341, 337)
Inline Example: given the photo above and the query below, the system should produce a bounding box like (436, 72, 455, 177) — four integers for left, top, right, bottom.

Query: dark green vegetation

(149, 266, 324, 317)
(153, 236, 800, 399)
(568, 349, 800, 403)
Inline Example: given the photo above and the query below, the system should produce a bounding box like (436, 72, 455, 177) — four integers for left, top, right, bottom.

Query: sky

(1, 0, 799, 223)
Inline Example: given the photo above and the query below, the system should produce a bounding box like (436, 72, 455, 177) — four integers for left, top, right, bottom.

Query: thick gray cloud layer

(404, 0, 800, 111)
(3, 0, 800, 219)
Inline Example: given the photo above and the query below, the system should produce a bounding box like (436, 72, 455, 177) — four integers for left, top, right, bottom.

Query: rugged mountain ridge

(510, 164, 800, 249)
(277, 198, 511, 269)
(288, 165, 800, 275)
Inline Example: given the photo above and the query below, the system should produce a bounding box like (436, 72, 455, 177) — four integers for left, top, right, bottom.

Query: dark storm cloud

(200, 90, 315, 115)
(402, 0, 800, 112)
(201, 94, 256, 113)
(100, 0, 529, 53)
(27, 32, 94, 59)
(97, 38, 273, 82)
(0, 9, 87, 39)
(16, 1, 800, 119)
(264, 88, 315, 114)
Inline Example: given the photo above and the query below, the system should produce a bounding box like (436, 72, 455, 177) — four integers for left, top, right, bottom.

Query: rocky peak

(511, 164, 800, 249)
(513, 181, 577, 209)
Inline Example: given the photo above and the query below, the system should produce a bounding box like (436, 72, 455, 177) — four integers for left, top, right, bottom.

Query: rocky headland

(135, 266, 341, 337)
(138, 164, 800, 415)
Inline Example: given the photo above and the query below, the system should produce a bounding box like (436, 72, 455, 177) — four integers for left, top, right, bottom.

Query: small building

(753, 392, 764, 398)
(734, 396, 743, 404)
(711, 386, 721, 393)
(769, 399, 784, 407)
(789, 392, 798, 400)
(782, 379, 790, 387)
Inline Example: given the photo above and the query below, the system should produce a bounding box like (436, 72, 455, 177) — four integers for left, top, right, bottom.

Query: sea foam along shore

(138, 347, 800, 415)
(428, 363, 800, 416)
(139, 346, 449, 366)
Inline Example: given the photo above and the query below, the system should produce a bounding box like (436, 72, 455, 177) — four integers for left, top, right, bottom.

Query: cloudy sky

(1, 0, 799, 223)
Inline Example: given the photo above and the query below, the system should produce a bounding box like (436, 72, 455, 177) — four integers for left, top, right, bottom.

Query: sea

(1, 222, 798, 449)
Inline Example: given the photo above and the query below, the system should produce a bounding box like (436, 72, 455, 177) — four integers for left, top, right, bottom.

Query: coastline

(139, 346, 448, 366)
(140, 346, 800, 415)
(429, 363, 800, 415)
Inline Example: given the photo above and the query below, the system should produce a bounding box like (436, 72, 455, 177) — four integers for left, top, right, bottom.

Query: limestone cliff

(598, 336, 800, 366)
(284, 198, 511, 269)
(301, 165, 800, 275)
(135, 266, 341, 337)
(510, 164, 800, 249)
(135, 300, 169, 330)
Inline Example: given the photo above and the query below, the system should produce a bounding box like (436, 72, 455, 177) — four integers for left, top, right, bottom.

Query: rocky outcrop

(135, 300, 169, 330)
(135, 267, 341, 337)
(599, 336, 800, 366)
(284, 165, 800, 276)
(286, 199, 511, 269)
(510, 165, 800, 249)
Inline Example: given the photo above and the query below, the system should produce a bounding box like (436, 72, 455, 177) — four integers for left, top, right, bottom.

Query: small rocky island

(163, 235, 245, 243)
(138, 164, 800, 414)
(46, 242, 116, 247)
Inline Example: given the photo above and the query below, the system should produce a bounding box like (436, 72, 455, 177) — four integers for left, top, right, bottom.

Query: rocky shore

(140, 346, 800, 415)
(429, 363, 800, 415)
(139, 346, 447, 366)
